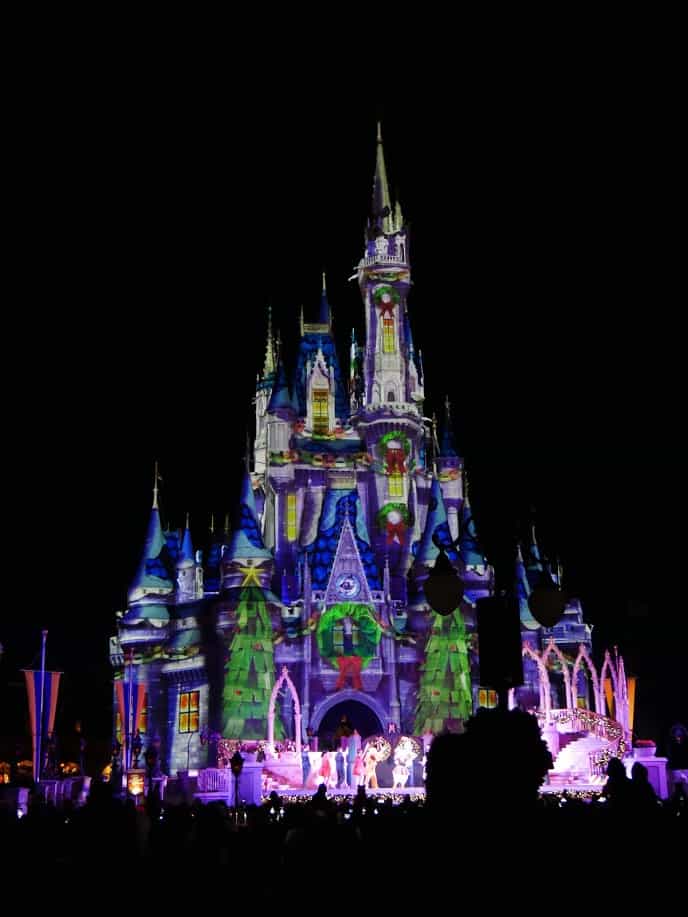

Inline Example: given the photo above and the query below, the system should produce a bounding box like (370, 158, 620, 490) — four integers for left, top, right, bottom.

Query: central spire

(262, 305, 276, 379)
(372, 122, 392, 233)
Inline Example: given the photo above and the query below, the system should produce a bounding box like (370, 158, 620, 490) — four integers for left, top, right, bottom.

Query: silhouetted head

(607, 757, 627, 780)
(426, 709, 552, 817)
(631, 762, 649, 783)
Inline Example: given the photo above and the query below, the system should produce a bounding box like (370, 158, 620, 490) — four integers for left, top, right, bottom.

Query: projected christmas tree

(222, 580, 283, 740)
(414, 609, 472, 733)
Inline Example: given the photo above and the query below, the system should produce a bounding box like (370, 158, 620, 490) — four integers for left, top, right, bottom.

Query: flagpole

(127, 649, 134, 770)
(36, 629, 48, 783)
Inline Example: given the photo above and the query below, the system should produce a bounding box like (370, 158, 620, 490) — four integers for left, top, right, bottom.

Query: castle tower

(127, 466, 173, 615)
(358, 124, 420, 408)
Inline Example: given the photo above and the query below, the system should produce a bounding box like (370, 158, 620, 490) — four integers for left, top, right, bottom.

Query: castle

(110, 127, 592, 776)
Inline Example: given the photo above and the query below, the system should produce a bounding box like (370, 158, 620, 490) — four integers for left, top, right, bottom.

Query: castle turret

(176, 513, 203, 602)
(293, 276, 347, 426)
(222, 469, 273, 591)
(128, 467, 174, 606)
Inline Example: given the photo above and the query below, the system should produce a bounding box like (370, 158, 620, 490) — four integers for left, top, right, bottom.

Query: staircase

(550, 734, 607, 783)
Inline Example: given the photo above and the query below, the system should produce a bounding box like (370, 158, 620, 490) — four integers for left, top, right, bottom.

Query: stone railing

(538, 708, 627, 755)
(358, 255, 407, 268)
(197, 768, 232, 793)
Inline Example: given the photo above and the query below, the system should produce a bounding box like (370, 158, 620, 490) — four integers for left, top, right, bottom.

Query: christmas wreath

(316, 602, 381, 669)
(378, 430, 411, 475)
(373, 285, 400, 316)
(377, 502, 412, 544)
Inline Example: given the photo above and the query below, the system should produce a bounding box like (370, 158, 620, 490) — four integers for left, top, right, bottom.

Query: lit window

(179, 690, 200, 734)
(286, 493, 297, 542)
(388, 472, 404, 498)
(383, 316, 395, 353)
(478, 688, 498, 709)
(312, 389, 329, 434)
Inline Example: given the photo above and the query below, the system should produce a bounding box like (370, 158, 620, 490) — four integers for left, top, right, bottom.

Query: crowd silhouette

(1, 710, 683, 903)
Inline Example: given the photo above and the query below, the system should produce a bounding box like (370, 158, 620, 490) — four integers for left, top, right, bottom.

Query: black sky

(3, 43, 685, 753)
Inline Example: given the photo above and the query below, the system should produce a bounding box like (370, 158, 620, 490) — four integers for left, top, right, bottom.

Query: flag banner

(116, 678, 146, 767)
(23, 669, 61, 780)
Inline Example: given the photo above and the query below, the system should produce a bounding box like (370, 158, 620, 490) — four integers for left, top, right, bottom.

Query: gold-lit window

(388, 472, 404, 498)
(286, 493, 297, 542)
(383, 316, 395, 353)
(312, 389, 329, 434)
(478, 688, 498, 709)
(179, 690, 200, 734)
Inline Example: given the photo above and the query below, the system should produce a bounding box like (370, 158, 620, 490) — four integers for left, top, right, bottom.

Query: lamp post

(186, 729, 199, 772)
(230, 750, 244, 824)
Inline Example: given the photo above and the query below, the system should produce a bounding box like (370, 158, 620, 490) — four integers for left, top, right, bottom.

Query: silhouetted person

(426, 708, 552, 820)
(605, 756, 632, 810)
(301, 745, 310, 787)
(630, 762, 658, 812)
(336, 748, 346, 788)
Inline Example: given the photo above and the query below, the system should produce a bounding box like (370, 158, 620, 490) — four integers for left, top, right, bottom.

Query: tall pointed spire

(440, 395, 459, 457)
(128, 474, 174, 603)
(179, 513, 194, 564)
(262, 305, 276, 379)
(372, 122, 392, 233)
(318, 272, 331, 326)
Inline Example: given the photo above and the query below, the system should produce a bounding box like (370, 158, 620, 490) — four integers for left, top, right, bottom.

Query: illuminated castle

(110, 127, 592, 776)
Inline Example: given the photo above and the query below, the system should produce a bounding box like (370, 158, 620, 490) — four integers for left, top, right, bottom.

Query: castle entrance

(317, 700, 383, 750)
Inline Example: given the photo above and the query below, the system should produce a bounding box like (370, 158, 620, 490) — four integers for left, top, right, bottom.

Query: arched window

(383, 316, 395, 353)
(312, 389, 329, 434)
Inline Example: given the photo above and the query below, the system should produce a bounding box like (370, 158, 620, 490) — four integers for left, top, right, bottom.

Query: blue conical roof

(516, 544, 540, 630)
(416, 478, 458, 567)
(459, 498, 485, 567)
(128, 507, 174, 602)
(225, 471, 272, 561)
(267, 357, 294, 415)
(178, 522, 194, 567)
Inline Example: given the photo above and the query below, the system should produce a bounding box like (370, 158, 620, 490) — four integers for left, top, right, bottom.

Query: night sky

(3, 54, 685, 757)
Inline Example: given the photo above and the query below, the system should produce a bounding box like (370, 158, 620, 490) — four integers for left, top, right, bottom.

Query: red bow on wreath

(379, 297, 396, 318)
(386, 520, 406, 544)
(335, 656, 363, 690)
(386, 448, 406, 474)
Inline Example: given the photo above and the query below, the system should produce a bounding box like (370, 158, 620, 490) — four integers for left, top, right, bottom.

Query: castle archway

(310, 690, 387, 748)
